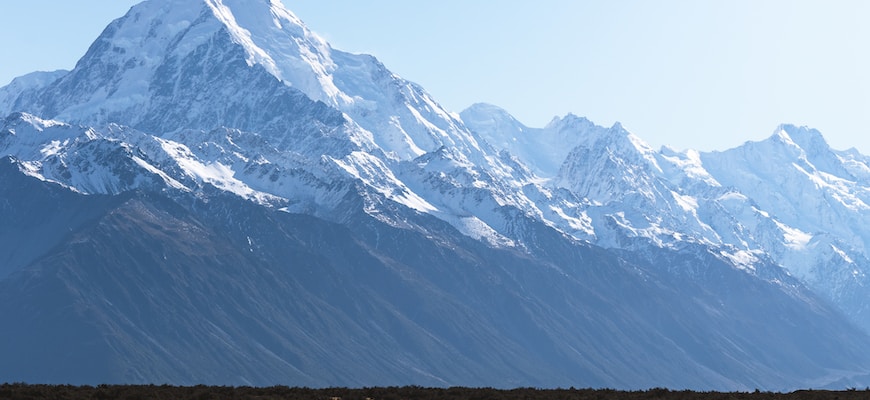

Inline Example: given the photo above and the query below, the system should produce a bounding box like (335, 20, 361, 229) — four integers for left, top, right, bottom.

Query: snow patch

(39, 140, 67, 158)
(717, 191, 748, 202)
(671, 191, 698, 213)
(435, 213, 516, 248)
(205, 0, 280, 73)
(131, 156, 190, 191)
(773, 220, 812, 250)
(831, 245, 854, 264)
(331, 151, 437, 213)
(720, 250, 759, 272)
(548, 206, 595, 236)
(156, 137, 274, 203)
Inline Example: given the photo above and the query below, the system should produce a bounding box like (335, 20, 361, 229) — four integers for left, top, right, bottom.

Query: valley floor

(0, 384, 865, 400)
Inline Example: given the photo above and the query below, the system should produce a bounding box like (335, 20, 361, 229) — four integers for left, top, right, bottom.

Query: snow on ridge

(659, 148, 720, 187)
(330, 151, 438, 213)
(39, 140, 68, 158)
(773, 220, 813, 251)
(197, 0, 484, 163)
(7, 113, 70, 132)
(204, 0, 351, 107)
(431, 212, 517, 248)
(719, 249, 760, 272)
(547, 205, 595, 237)
(671, 191, 698, 213)
(155, 136, 278, 203)
(131, 156, 190, 191)
(205, 0, 280, 72)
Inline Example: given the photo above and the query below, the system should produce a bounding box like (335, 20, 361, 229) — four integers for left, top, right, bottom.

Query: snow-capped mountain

(701, 126, 870, 323)
(0, 0, 548, 244)
(3, 0, 870, 391)
(464, 103, 870, 331)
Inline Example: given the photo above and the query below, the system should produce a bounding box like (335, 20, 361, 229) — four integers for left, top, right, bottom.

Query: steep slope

(464, 105, 723, 249)
(0, 0, 484, 163)
(0, 0, 548, 243)
(0, 70, 67, 115)
(465, 104, 870, 333)
(0, 0, 365, 158)
(1, 171, 868, 389)
(702, 126, 870, 326)
(0, 156, 124, 278)
(460, 103, 600, 177)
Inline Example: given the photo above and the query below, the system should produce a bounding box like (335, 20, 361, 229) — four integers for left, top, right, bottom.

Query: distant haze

(2, 0, 869, 153)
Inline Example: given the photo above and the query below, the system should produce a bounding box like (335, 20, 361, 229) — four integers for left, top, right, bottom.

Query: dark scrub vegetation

(0, 384, 867, 400)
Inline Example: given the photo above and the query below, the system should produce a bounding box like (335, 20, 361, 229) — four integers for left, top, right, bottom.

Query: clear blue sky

(1, 1, 869, 154)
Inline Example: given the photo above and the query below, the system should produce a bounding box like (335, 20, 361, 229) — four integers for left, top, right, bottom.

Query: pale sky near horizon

(1, 1, 869, 154)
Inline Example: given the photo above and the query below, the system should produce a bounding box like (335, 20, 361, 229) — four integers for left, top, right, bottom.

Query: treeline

(0, 384, 867, 400)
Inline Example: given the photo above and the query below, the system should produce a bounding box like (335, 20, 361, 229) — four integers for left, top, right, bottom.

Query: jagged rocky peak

(37, 0, 337, 117)
(0, 0, 483, 164)
(194, 0, 480, 161)
(726, 124, 833, 165)
(772, 124, 859, 178)
(0, 70, 67, 89)
(544, 112, 598, 133)
(718, 123, 863, 183)
(96, 0, 334, 99)
(752, 125, 814, 164)
(775, 124, 829, 153)
(2, 112, 68, 129)
(547, 115, 657, 162)
(460, 108, 627, 178)
(554, 125, 664, 204)
(198, 0, 347, 106)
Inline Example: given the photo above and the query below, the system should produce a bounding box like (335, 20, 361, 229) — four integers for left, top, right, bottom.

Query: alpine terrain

(2, 0, 870, 391)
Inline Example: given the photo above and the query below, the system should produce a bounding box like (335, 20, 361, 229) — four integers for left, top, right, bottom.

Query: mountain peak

(543, 114, 639, 151)
(115, 0, 346, 106)
(460, 103, 527, 138)
(544, 113, 595, 131)
(775, 124, 830, 154)
(0, 0, 490, 162)
(2, 112, 69, 132)
(0, 0, 348, 125)
(461, 103, 519, 122)
(199, 0, 349, 105)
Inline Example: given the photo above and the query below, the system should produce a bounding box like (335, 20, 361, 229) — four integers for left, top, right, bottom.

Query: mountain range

(2, 0, 870, 391)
